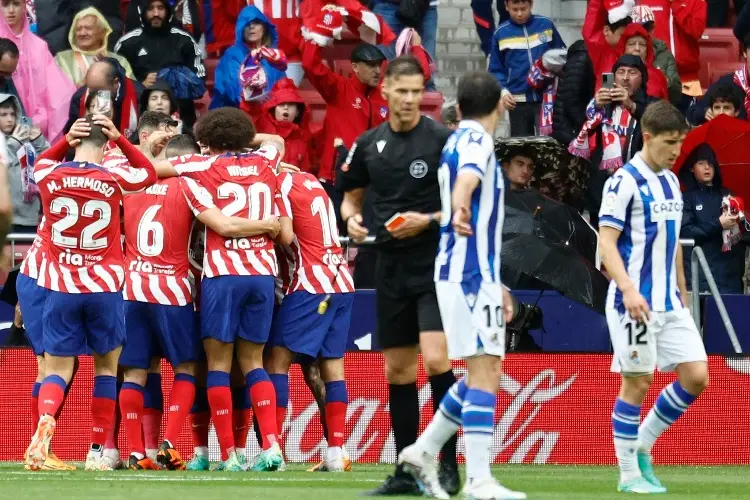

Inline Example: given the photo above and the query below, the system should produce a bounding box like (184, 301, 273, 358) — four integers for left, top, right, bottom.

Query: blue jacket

(488, 15, 565, 103)
(210, 6, 286, 109)
(679, 146, 746, 294)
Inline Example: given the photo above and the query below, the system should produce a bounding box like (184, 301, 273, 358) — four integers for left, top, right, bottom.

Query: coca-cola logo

(276, 367, 577, 464)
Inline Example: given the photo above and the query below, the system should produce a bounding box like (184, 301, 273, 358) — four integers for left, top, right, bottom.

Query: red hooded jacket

(616, 24, 669, 100)
(241, 78, 313, 174)
(301, 41, 433, 183)
(636, 0, 706, 83)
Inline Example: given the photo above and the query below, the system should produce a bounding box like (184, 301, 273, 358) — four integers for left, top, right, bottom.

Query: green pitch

(0, 463, 749, 499)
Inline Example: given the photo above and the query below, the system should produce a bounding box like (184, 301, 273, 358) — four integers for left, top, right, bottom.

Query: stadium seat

(420, 92, 445, 121)
(299, 90, 328, 124)
(204, 57, 220, 93)
(699, 28, 741, 66)
(334, 60, 353, 78)
(707, 61, 744, 87)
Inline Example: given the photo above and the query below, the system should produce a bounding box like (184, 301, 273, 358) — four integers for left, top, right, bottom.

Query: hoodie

(210, 6, 286, 109)
(679, 143, 745, 294)
(35, 0, 124, 55)
(241, 78, 313, 173)
(126, 0, 203, 43)
(115, 0, 205, 83)
(139, 79, 178, 115)
(614, 24, 668, 100)
(54, 7, 135, 86)
(0, 94, 49, 228)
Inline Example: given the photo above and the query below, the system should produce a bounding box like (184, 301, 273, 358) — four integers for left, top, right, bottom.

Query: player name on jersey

(46, 177, 118, 197)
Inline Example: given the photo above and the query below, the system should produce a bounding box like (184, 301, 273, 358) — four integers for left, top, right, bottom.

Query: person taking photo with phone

(568, 54, 658, 228)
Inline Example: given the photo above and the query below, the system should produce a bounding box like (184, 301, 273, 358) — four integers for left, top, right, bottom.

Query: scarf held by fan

(568, 99, 633, 172)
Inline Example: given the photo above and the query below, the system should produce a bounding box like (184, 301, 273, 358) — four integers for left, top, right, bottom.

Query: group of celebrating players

(19, 102, 354, 474)
(15, 54, 711, 499)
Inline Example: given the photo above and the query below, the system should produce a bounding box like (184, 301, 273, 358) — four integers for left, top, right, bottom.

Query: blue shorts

(201, 275, 275, 344)
(120, 301, 200, 369)
(43, 290, 125, 357)
(16, 273, 49, 356)
(269, 291, 353, 360)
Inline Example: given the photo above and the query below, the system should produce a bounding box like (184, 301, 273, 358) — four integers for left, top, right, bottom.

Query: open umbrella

(504, 189, 600, 267)
(502, 233, 610, 314)
(496, 136, 590, 209)
(673, 114, 750, 202)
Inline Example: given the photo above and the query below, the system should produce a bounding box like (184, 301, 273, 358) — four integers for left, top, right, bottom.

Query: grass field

(1, 463, 749, 499)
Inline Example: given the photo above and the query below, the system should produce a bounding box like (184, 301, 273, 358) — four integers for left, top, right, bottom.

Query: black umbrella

(504, 189, 599, 266)
(502, 233, 609, 314)
(496, 136, 589, 209)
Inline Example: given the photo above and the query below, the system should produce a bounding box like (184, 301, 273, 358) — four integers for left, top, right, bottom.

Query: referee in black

(337, 56, 459, 496)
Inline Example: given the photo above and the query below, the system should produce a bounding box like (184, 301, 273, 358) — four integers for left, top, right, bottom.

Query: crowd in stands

(0, 0, 748, 293)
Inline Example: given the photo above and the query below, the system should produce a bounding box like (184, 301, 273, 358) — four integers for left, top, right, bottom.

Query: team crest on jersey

(353, 97, 362, 109)
(538, 33, 548, 43)
(630, 350, 641, 365)
(696, 204, 703, 211)
(409, 159, 428, 179)
(380, 106, 387, 118)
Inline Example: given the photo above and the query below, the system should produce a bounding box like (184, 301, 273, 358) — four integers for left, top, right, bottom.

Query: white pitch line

(0, 472, 382, 483)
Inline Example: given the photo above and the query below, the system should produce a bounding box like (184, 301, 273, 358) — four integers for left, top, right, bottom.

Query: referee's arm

(337, 142, 370, 243)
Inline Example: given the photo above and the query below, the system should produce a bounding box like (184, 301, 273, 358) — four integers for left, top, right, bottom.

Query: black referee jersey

(337, 116, 453, 253)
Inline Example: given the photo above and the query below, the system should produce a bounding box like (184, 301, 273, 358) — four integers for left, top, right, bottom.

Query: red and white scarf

(526, 57, 557, 136)
(733, 66, 750, 118)
(568, 99, 633, 172)
(722, 195, 746, 252)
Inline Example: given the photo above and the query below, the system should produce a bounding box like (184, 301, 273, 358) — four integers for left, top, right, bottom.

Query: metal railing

(682, 238, 743, 354)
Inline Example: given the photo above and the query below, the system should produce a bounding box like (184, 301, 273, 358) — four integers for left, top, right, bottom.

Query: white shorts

(435, 281, 505, 360)
(606, 307, 707, 374)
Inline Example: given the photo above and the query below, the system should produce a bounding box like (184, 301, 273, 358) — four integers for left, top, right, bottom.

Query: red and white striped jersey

(34, 157, 157, 293)
(122, 177, 215, 306)
(277, 172, 354, 294)
(19, 218, 47, 280)
(169, 148, 287, 278)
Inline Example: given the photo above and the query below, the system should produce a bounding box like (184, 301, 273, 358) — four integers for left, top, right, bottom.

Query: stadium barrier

(1, 349, 748, 465)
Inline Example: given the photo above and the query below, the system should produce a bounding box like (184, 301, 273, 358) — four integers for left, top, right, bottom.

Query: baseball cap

(350, 43, 386, 64)
(630, 5, 655, 25)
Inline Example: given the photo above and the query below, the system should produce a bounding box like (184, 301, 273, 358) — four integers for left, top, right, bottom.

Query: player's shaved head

(80, 115, 108, 149)
(164, 134, 200, 157)
(195, 108, 256, 153)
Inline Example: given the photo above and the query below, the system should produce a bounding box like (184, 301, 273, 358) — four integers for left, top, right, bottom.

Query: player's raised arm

(598, 174, 650, 322)
(93, 115, 157, 193)
(180, 177, 281, 239)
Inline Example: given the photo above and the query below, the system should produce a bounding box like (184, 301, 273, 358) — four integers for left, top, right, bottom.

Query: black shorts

(374, 250, 443, 349)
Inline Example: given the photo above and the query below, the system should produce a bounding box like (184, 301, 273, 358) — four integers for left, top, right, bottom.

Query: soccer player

(265, 171, 355, 471)
(154, 108, 288, 472)
(24, 115, 157, 471)
(397, 71, 527, 500)
(598, 101, 708, 494)
(118, 153, 282, 470)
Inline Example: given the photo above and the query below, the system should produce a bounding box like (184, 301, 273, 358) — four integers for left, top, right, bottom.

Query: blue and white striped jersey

(599, 153, 684, 313)
(435, 120, 504, 284)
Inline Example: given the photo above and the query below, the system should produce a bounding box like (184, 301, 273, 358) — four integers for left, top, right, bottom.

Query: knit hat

(613, 54, 647, 79)
(605, 0, 636, 24)
(630, 5, 655, 24)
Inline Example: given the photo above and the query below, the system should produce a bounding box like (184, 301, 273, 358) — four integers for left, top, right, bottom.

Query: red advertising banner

(0, 349, 748, 464)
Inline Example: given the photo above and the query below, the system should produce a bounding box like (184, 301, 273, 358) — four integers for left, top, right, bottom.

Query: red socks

(119, 383, 145, 455)
(38, 376, 66, 419)
(276, 407, 286, 438)
(31, 382, 40, 426)
(190, 411, 210, 448)
(233, 408, 252, 449)
(325, 401, 347, 447)
(249, 380, 278, 449)
(91, 376, 117, 447)
(207, 371, 235, 457)
(164, 374, 196, 445)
